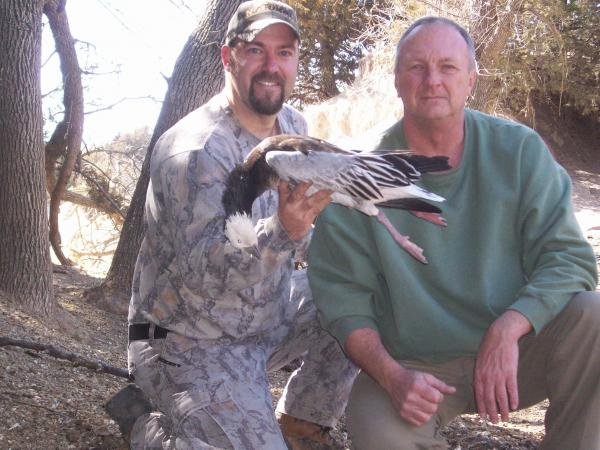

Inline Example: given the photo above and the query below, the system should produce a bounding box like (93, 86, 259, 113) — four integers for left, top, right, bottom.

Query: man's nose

(424, 68, 442, 85)
(263, 52, 278, 72)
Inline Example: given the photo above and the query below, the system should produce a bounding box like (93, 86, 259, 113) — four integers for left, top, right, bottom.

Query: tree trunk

(0, 0, 55, 315)
(43, 0, 85, 266)
(469, 0, 524, 113)
(319, 35, 340, 99)
(89, 0, 244, 312)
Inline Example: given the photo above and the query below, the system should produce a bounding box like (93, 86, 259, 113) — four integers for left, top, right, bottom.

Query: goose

(222, 134, 450, 263)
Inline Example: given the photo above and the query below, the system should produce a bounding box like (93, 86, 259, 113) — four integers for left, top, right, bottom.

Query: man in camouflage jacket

(121, 1, 358, 448)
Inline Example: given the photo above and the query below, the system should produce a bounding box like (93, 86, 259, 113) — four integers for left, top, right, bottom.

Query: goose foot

(411, 211, 447, 227)
(376, 212, 428, 264)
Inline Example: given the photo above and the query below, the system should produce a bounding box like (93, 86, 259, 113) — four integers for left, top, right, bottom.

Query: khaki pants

(347, 291, 600, 450)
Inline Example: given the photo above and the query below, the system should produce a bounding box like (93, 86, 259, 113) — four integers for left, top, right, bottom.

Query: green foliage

(289, 0, 390, 105)
(293, 0, 598, 123)
(504, 0, 600, 121)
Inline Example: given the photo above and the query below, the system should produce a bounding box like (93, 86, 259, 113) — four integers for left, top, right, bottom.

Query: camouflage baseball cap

(225, 0, 300, 46)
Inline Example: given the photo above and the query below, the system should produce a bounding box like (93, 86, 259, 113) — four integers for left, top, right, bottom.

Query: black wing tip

(376, 198, 442, 213)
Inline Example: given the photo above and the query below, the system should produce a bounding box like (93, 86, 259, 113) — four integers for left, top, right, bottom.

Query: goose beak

(245, 245, 261, 260)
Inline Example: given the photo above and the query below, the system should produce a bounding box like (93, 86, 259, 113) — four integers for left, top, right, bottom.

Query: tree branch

(77, 169, 126, 220)
(44, 0, 85, 266)
(0, 391, 72, 418)
(0, 336, 129, 380)
(42, 86, 62, 99)
(41, 49, 57, 68)
(84, 95, 161, 115)
(62, 189, 124, 220)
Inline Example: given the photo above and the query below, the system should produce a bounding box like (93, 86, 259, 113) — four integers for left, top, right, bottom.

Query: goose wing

(265, 149, 420, 202)
(243, 135, 449, 206)
(362, 150, 450, 179)
(263, 134, 354, 156)
(241, 134, 352, 170)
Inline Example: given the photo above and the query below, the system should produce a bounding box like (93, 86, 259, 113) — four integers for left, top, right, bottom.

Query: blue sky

(42, 0, 204, 145)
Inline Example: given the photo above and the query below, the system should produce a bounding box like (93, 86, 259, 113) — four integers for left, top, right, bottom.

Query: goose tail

(398, 154, 450, 174)
(376, 198, 442, 213)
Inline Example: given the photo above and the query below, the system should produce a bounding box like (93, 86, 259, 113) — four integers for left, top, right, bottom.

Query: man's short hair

(394, 16, 477, 71)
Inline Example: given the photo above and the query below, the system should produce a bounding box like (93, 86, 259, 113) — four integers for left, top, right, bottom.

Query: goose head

(224, 212, 261, 259)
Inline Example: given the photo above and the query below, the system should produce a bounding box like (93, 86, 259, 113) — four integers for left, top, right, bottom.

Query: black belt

(129, 323, 170, 341)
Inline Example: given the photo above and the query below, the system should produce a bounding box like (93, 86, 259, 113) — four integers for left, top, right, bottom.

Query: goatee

(249, 73, 285, 115)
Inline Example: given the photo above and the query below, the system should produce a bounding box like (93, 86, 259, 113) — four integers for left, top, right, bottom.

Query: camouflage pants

(128, 270, 358, 449)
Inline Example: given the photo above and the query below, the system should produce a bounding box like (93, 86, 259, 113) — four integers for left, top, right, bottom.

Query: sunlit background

(41, 0, 204, 145)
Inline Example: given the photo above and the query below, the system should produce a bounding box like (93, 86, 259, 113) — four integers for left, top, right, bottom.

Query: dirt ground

(0, 117, 598, 449)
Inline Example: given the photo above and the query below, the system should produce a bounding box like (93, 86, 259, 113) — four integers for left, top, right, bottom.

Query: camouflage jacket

(128, 92, 310, 341)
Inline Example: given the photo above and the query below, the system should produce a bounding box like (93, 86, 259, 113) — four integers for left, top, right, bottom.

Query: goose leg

(376, 211, 428, 264)
(411, 211, 447, 227)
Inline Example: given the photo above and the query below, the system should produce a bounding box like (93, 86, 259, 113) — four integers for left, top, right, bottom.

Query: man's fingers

(475, 369, 518, 423)
(398, 397, 436, 427)
(495, 383, 510, 422)
(418, 384, 449, 405)
(278, 181, 329, 241)
(307, 188, 333, 203)
(474, 379, 487, 419)
(306, 190, 333, 214)
(281, 181, 332, 213)
(499, 369, 519, 421)
(418, 390, 443, 405)
(404, 390, 439, 413)
(404, 410, 433, 427)
(507, 376, 519, 412)
(278, 180, 290, 199)
(290, 181, 312, 200)
(485, 381, 499, 423)
(401, 376, 456, 426)
(429, 377, 456, 396)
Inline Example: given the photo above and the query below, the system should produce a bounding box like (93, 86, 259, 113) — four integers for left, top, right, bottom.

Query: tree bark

(0, 0, 55, 315)
(43, 0, 84, 266)
(469, 0, 524, 113)
(89, 0, 244, 312)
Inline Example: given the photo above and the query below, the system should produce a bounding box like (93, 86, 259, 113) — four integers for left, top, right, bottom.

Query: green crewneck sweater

(308, 109, 597, 363)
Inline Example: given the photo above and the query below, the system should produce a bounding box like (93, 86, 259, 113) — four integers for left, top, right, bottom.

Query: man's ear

(394, 70, 402, 98)
(468, 68, 477, 93)
(221, 45, 232, 71)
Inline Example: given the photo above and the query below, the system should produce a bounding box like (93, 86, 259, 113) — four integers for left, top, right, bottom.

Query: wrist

(264, 215, 304, 253)
(489, 310, 532, 342)
(277, 213, 306, 241)
(379, 358, 407, 392)
(286, 228, 307, 241)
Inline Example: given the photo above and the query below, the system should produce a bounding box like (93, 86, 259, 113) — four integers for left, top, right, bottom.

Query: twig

(77, 169, 126, 220)
(167, 0, 197, 15)
(0, 336, 129, 380)
(42, 86, 63, 99)
(84, 95, 161, 115)
(0, 393, 72, 418)
(41, 50, 58, 69)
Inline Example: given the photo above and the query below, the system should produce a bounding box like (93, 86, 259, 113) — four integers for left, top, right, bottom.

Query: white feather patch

(224, 212, 257, 249)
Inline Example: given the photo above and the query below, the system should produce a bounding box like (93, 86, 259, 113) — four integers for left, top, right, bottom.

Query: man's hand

(345, 328, 456, 427)
(474, 310, 532, 423)
(382, 364, 456, 427)
(278, 180, 332, 241)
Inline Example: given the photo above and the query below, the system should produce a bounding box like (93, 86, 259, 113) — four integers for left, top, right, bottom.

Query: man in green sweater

(308, 16, 599, 450)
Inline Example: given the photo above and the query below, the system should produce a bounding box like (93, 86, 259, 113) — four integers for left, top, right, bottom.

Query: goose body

(222, 134, 450, 263)
(265, 149, 445, 217)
